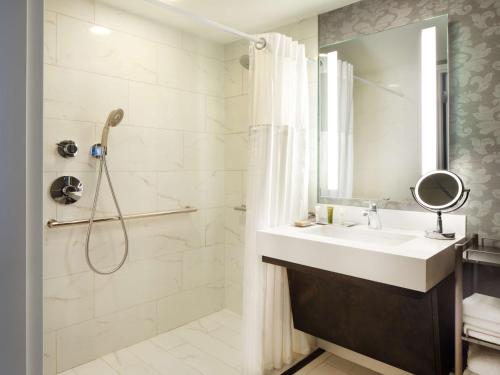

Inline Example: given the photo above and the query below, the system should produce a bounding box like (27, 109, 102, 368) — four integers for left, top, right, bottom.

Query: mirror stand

(425, 211, 456, 240)
(410, 186, 470, 240)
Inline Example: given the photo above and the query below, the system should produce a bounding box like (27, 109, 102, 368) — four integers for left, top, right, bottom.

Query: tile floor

(58, 309, 243, 375)
(296, 352, 379, 375)
(58, 309, 377, 375)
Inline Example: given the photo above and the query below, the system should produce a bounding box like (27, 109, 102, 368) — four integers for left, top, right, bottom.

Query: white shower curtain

(242, 33, 314, 375)
(319, 56, 354, 199)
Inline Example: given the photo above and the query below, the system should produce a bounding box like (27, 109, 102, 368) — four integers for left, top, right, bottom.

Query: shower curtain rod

(353, 75, 405, 98)
(143, 0, 267, 49)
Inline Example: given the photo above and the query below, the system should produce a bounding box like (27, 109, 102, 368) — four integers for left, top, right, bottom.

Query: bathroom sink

(257, 223, 465, 292)
(303, 225, 417, 247)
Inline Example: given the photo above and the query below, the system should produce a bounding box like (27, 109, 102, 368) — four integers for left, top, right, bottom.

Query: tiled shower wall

(43, 1, 225, 373)
(223, 18, 319, 313)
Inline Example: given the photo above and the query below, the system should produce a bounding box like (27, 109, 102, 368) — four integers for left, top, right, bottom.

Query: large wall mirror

(318, 15, 448, 204)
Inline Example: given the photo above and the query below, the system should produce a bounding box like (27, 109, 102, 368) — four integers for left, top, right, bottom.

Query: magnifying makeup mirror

(410, 170, 470, 240)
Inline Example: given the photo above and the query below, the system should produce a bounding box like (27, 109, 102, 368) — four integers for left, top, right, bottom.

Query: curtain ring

(255, 38, 267, 50)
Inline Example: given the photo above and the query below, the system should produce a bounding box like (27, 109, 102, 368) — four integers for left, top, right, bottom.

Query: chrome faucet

(362, 201, 381, 229)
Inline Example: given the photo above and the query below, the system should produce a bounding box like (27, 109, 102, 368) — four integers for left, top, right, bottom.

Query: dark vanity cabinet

(263, 257, 455, 375)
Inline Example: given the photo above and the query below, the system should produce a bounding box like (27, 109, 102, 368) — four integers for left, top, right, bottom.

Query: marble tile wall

(43, 1, 225, 373)
(222, 17, 319, 313)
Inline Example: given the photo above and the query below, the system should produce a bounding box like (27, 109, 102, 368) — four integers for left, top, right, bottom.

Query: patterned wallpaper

(319, 0, 500, 237)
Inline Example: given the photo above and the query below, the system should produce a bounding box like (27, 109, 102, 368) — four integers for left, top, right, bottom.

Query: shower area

(42, 1, 317, 373)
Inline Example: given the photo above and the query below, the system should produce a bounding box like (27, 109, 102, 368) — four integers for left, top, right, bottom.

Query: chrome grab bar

(47, 207, 197, 228)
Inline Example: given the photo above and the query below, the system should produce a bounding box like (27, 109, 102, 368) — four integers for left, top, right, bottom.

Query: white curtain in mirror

(242, 33, 314, 374)
(319, 55, 354, 199)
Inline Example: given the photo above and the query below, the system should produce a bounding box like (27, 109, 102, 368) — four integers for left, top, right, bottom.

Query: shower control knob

(57, 140, 78, 158)
(50, 176, 83, 204)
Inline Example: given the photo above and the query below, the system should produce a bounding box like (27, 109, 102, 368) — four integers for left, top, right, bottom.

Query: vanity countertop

(258, 224, 465, 292)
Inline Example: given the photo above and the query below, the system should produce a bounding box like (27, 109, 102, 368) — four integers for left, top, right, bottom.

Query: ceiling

(99, 0, 360, 43)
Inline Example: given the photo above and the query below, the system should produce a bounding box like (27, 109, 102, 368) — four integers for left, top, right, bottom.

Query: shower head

(106, 108, 124, 128)
(239, 54, 250, 70)
(101, 108, 124, 149)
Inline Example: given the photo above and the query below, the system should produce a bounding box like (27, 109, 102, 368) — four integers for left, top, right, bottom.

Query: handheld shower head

(106, 108, 124, 128)
(100, 108, 124, 149)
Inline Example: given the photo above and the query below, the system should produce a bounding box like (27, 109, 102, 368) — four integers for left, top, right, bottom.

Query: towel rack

(47, 207, 197, 228)
(455, 234, 500, 374)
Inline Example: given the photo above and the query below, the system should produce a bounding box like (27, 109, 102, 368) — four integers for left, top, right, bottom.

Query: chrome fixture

(47, 207, 197, 228)
(50, 176, 83, 204)
(362, 201, 381, 229)
(90, 108, 124, 158)
(234, 204, 247, 212)
(57, 140, 78, 158)
(85, 108, 128, 275)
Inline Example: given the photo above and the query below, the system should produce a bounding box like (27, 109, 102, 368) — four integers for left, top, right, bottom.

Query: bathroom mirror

(412, 170, 464, 210)
(410, 170, 469, 239)
(318, 15, 448, 204)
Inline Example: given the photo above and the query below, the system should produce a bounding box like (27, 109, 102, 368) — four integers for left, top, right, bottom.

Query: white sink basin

(304, 225, 417, 247)
(257, 224, 464, 292)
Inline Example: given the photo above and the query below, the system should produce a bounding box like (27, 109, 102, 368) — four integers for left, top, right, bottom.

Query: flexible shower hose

(85, 153, 129, 274)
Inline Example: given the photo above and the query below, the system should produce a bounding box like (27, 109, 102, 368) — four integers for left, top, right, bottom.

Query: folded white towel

(468, 344, 500, 375)
(464, 315, 500, 337)
(463, 294, 500, 325)
(464, 324, 500, 346)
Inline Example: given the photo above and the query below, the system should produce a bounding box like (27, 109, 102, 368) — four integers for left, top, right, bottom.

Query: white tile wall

(44, 272, 94, 332)
(222, 17, 319, 314)
(44, 11, 57, 64)
(57, 15, 159, 83)
(157, 280, 225, 332)
(45, 0, 95, 22)
(56, 302, 158, 372)
(43, 2, 225, 374)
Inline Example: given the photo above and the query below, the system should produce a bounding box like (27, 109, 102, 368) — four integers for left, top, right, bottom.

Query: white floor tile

(58, 371, 77, 375)
(299, 353, 381, 375)
(71, 359, 118, 375)
(307, 362, 348, 375)
(61, 310, 381, 375)
(173, 324, 242, 370)
(150, 331, 187, 351)
(209, 325, 242, 350)
(102, 349, 161, 375)
(295, 352, 331, 375)
(168, 343, 239, 375)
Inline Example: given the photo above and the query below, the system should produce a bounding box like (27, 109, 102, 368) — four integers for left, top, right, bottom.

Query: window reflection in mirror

(318, 15, 448, 203)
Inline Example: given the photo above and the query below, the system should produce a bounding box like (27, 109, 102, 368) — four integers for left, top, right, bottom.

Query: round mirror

(414, 170, 464, 210)
(410, 170, 469, 240)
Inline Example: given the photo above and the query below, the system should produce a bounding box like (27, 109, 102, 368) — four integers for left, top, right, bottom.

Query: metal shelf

(463, 247, 500, 268)
(462, 335, 500, 352)
(455, 234, 500, 374)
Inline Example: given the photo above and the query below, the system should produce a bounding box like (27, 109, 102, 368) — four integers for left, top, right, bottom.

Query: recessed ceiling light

(90, 25, 112, 35)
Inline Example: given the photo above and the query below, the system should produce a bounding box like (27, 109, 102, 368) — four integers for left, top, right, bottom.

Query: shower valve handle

(62, 185, 83, 201)
(57, 140, 78, 158)
(50, 176, 83, 204)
